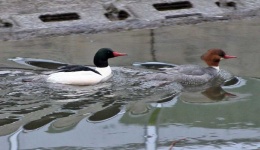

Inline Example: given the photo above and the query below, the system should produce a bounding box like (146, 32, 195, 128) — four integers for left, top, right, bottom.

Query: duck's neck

(210, 66, 220, 71)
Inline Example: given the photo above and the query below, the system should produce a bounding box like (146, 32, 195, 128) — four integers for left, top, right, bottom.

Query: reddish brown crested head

(200, 49, 237, 67)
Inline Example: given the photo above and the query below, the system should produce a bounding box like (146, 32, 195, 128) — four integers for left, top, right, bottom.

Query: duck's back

(166, 65, 206, 75)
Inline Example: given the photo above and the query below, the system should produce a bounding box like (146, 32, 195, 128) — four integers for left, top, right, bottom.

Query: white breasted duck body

(47, 48, 127, 85)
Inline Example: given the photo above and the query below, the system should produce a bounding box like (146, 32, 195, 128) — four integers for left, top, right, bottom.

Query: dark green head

(93, 48, 127, 67)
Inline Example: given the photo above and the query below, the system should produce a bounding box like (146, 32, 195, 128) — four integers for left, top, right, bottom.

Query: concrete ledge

(1, 0, 260, 41)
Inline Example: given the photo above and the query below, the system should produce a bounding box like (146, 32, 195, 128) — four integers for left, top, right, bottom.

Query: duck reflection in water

(202, 86, 237, 101)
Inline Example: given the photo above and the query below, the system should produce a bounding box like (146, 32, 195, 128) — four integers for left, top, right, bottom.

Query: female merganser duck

(47, 48, 127, 85)
(145, 49, 237, 86)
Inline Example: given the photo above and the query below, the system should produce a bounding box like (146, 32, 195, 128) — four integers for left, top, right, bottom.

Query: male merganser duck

(47, 48, 127, 85)
(145, 49, 237, 86)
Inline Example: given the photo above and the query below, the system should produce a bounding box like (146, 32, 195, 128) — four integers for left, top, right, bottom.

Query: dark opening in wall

(105, 10, 129, 21)
(0, 19, 13, 28)
(39, 12, 80, 22)
(104, 4, 130, 21)
(215, 1, 236, 9)
(153, 1, 193, 11)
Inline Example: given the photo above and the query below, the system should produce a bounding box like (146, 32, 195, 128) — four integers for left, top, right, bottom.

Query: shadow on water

(0, 19, 260, 149)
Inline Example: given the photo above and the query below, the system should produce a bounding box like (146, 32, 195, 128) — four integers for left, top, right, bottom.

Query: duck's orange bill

(113, 51, 127, 57)
(223, 55, 237, 59)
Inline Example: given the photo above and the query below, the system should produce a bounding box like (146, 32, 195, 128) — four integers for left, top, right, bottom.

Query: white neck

(95, 66, 112, 78)
(211, 66, 220, 71)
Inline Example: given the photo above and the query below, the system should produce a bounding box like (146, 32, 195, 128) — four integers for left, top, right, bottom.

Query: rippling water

(0, 18, 260, 150)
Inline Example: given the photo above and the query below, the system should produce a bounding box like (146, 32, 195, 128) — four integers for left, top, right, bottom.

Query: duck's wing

(57, 65, 101, 75)
(166, 65, 206, 76)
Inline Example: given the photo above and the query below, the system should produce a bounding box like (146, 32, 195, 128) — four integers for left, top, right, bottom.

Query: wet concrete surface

(1, 0, 260, 40)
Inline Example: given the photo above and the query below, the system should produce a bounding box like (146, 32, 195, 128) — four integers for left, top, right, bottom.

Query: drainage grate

(153, 1, 193, 11)
(39, 12, 80, 22)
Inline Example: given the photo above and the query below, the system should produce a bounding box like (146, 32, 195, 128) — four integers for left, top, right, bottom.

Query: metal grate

(153, 1, 193, 11)
(39, 12, 80, 22)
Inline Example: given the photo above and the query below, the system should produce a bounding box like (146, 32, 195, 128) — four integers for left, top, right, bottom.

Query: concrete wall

(1, 0, 260, 40)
